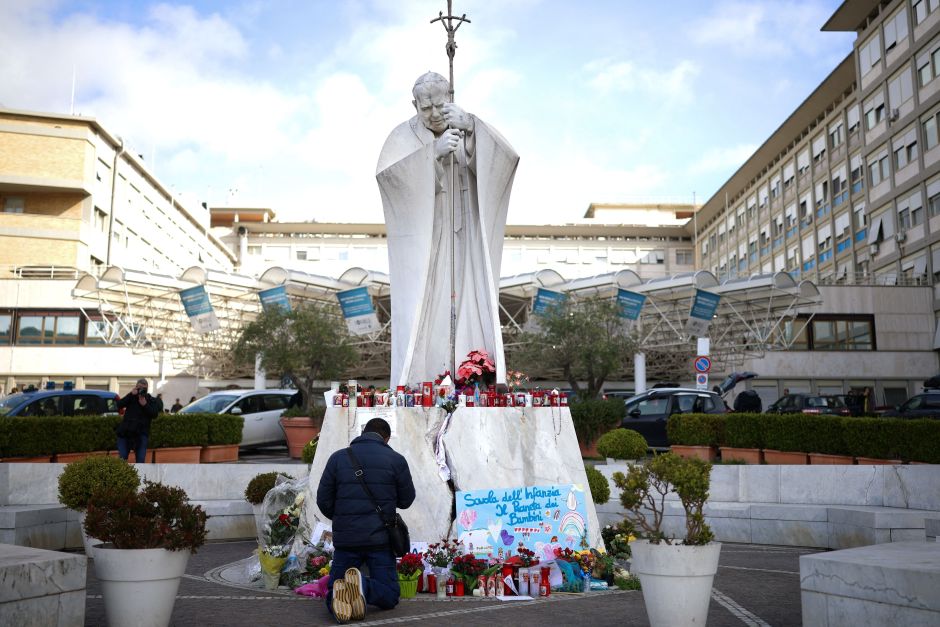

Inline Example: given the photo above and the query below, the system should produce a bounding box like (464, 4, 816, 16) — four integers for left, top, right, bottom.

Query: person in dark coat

(316, 418, 415, 623)
(115, 378, 159, 463)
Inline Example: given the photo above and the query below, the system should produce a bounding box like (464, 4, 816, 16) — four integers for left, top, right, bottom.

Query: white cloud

(584, 58, 699, 104)
(689, 144, 758, 175)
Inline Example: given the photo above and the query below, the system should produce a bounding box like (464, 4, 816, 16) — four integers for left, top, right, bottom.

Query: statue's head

(412, 72, 450, 134)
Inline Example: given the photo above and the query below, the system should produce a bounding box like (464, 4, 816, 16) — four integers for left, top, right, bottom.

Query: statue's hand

(434, 128, 462, 160)
(443, 104, 473, 133)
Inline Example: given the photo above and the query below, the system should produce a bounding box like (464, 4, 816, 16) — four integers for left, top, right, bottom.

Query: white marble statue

(376, 72, 519, 387)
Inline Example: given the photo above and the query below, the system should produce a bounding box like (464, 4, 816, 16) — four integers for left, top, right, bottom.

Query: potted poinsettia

(613, 453, 719, 626)
(455, 349, 497, 390)
(84, 480, 207, 627)
(449, 553, 488, 596)
(396, 553, 423, 598)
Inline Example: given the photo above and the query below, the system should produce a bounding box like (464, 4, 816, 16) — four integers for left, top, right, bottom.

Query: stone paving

(82, 540, 817, 626)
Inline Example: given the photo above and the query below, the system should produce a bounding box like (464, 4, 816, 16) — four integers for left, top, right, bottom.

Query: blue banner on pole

(686, 289, 720, 336)
(178, 285, 220, 333)
(258, 285, 291, 312)
(336, 287, 381, 335)
(532, 288, 567, 316)
(617, 289, 646, 320)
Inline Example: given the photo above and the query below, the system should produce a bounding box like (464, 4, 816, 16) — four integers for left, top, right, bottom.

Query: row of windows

(785, 315, 876, 352)
(0, 311, 121, 347)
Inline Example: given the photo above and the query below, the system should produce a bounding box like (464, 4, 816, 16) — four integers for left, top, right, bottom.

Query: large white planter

(630, 540, 722, 627)
(91, 545, 191, 627)
(77, 511, 103, 556)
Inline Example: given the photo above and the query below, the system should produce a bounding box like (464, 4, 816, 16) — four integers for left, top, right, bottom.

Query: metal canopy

(71, 264, 822, 381)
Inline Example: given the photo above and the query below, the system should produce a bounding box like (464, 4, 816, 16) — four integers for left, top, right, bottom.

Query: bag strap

(345, 447, 391, 525)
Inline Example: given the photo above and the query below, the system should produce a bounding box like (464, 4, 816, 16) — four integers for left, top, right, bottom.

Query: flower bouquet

(397, 552, 423, 598)
(449, 553, 488, 594)
(257, 478, 306, 589)
(516, 543, 539, 568)
(423, 538, 461, 572)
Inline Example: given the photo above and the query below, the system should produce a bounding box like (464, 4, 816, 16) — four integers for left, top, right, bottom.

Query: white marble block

(303, 407, 603, 549)
(0, 543, 86, 627)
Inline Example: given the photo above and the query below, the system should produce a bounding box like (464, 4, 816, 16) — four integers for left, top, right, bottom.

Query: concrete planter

(91, 545, 190, 627)
(720, 447, 764, 464)
(763, 449, 809, 465)
(0, 455, 52, 463)
(670, 445, 718, 462)
(152, 446, 202, 464)
(108, 450, 147, 463)
(78, 511, 103, 557)
(631, 540, 722, 627)
(280, 417, 321, 459)
(199, 444, 239, 463)
(854, 457, 902, 465)
(54, 451, 109, 463)
(808, 453, 854, 465)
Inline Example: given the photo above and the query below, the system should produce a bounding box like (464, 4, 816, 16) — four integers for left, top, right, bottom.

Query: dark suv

(765, 394, 850, 415)
(0, 389, 121, 417)
(621, 388, 729, 448)
(882, 392, 940, 418)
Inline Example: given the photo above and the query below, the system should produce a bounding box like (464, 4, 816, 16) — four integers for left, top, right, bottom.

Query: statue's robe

(376, 115, 519, 386)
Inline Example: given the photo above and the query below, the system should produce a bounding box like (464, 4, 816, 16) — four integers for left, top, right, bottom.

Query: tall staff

(431, 1, 471, 378)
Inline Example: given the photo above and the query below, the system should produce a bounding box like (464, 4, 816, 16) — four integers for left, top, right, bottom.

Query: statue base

(303, 406, 603, 550)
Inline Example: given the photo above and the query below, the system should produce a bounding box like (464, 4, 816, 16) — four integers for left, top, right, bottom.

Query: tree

(234, 304, 357, 414)
(512, 297, 637, 400)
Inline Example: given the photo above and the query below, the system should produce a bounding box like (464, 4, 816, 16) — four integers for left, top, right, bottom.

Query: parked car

(0, 389, 120, 417)
(881, 392, 940, 419)
(765, 394, 850, 416)
(621, 388, 730, 448)
(178, 389, 297, 447)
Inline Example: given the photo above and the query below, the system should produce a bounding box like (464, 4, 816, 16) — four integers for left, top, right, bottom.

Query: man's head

(135, 378, 148, 394)
(412, 72, 450, 134)
(362, 417, 392, 442)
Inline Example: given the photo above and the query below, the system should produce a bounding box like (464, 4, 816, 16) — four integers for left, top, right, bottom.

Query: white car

(179, 389, 298, 447)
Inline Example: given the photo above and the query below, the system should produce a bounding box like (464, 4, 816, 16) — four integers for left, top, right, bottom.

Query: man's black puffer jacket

(316, 432, 416, 550)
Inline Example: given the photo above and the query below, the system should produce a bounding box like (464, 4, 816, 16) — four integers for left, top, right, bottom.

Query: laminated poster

(455, 484, 587, 561)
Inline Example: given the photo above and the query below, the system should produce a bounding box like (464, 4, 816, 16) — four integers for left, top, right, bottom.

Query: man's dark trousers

(328, 547, 400, 610)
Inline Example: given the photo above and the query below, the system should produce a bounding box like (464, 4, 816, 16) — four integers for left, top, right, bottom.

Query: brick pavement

(82, 540, 815, 626)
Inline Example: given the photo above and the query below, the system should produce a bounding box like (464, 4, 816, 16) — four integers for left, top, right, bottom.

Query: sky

(0, 0, 856, 225)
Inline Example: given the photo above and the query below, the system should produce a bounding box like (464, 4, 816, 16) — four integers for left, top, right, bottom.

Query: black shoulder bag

(345, 447, 410, 557)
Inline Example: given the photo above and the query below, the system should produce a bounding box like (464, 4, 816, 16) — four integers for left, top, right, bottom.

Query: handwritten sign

(455, 484, 588, 561)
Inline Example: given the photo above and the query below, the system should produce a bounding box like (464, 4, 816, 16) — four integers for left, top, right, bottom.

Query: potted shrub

(58, 455, 140, 555)
(149, 413, 208, 463)
(201, 413, 243, 463)
(585, 465, 610, 505)
(570, 399, 624, 458)
(301, 436, 319, 467)
(597, 428, 648, 464)
(397, 553, 423, 599)
(245, 471, 292, 532)
(613, 452, 720, 626)
(762, 413, 810, 464)
(280, 406, 326, 459)
(667, 413, 725, 462)
(720, 413, 765, 464)
(84, 480, 208, 627)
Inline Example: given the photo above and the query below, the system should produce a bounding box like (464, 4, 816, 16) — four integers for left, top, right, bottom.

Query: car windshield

(180, 394, 239, 413)
(0, 393, 27, 416)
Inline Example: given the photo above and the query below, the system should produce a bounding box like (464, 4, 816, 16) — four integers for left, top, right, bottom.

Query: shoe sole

(333, 581, 353, 624)
(343, 568, 366, 620)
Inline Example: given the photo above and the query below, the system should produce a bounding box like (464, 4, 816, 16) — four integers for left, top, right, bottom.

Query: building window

(868, 150, 890, 186)
(0, 313, 11, 345)
(16, 313, 81, 345)
(85, 319, 110, 345)
(928, 176, 940, 216)
(859, 33, 881, 77)
(639, 250, 664, 264)
(898, 190, 924, 230)
(675, 249, 693, 265)
(887, 66, 914, 109)
(296, 250, 308, 260)
(893, 127, 919, 170)
(924, 110, 940, 151)
(916, 37, 940, 87)
(850, 154, 865, 193)
(883, 8, 909, 54)
(812, 135, 826, 164)
(864, 91, 886, 130)
(829, 122, 844, 149)
(787, 315, 875, 351)
(914, 0, 940, 24)
(3, 197, 25, 213)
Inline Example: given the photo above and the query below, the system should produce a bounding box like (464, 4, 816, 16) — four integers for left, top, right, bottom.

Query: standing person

(170, 398, 183, 412)
(155, 393, 165, 413)
(116, 379, 159, 463)
(316, 418, 415, 623)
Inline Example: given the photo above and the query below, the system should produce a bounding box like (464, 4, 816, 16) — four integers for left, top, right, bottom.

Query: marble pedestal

(0, 543, 86, 626)
(303, 406, 602, 549)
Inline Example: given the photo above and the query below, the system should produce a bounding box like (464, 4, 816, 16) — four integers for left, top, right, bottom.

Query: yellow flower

(319, 566, 330, 576)
(627, 534, 637, 543)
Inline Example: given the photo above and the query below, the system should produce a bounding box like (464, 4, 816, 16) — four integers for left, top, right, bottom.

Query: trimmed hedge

(596, 428, 648, 460)
(725, 413, 765, 449)
(802, 414, 849, 456)
(205, 414, 244, 446)
(762, 413, 812, 452)
(667, 413, 726, 447)
(585, 465, 610, 504)
(570, 399, 624, 445)
(149, 413, 208, 448)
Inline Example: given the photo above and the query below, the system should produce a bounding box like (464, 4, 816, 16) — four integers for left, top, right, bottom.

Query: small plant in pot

(84, 480, 208, 627)
(612, 452, 720, 627)
(57, 455, 140, 555)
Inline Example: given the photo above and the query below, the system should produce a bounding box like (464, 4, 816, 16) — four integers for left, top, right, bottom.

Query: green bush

(54, 415, 121, 453)
(57, 455, 140, 511)
(667, 413, 726, 447)
(724, 413, 765, 449)
(803, 414, 848, 455)
(843, 417, 900, 460)
(0, 416, 60, 457)
(585, 465, 610, 504)
(762, 413, 812, 452)
(149, 413, 209, 449)
(570, 399, 624, 445)
(893, 419, 940, 463)
(205, 414, 244, 446)
(301, 437, 319, 465)
(244, 471, 292, 505)
(596, 428, 648, 460)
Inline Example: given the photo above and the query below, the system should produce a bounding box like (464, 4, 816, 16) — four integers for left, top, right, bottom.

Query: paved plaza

(81, 539, 815, 626)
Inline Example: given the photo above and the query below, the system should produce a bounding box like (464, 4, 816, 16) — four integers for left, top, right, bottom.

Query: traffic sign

(693, 355, 712, 373)
(696, 373, 708, 390)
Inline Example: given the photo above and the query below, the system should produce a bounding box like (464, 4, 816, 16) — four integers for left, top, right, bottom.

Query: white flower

(294, 492, 306, 507)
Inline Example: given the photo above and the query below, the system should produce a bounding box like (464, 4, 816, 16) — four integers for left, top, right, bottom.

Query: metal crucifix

(431, 1, 471, 379)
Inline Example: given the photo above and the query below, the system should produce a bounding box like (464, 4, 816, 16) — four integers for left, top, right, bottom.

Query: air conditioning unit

(896, 231, 906, 243)
(869, 243, 880, 255)
(889, 109, 900, 122)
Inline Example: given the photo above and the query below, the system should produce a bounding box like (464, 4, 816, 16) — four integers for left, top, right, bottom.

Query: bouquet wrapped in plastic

(256, 476, 308, 589)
